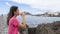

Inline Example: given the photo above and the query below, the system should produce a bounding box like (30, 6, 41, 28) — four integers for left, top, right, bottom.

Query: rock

(36, 21, 60, 34)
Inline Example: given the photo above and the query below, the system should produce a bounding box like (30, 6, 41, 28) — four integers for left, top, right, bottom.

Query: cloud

(5, 2, 11, 7)
(8, 0, 60, 11)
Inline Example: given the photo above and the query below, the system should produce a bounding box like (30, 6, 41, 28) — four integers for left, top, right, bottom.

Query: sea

(17, 15, 60, 28)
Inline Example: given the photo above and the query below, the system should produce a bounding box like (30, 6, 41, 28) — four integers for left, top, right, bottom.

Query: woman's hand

(20, 12, 25, 19)
(20, 12, 26, 24)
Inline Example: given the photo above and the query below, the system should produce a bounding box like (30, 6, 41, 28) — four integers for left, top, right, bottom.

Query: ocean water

(17, 15, 60, 28)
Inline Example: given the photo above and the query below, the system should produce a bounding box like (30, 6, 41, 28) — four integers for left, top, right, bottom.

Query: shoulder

(9, 17, 16, 22)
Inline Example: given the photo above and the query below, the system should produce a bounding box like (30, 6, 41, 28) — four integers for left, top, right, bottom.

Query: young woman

(7, 6, 26, 34)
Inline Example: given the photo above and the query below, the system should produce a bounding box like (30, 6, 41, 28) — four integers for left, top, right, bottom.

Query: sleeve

(12, 19, 19, 27)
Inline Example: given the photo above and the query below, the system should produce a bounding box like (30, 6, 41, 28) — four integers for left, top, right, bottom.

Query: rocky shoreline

(36, 21, 60, 34)
(19, 21, 60, 34)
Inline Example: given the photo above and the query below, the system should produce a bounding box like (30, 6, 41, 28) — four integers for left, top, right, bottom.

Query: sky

(0, 0, 60, 15)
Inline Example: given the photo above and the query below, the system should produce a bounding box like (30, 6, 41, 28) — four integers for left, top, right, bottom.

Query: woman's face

(14, 9, 19, 16)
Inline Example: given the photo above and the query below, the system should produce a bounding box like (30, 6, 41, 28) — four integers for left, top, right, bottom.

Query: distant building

(47, 12, 60, 16)
(1, 14, 3, 16)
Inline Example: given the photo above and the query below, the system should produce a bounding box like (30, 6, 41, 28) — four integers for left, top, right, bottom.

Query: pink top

(8, 17, 19, 34)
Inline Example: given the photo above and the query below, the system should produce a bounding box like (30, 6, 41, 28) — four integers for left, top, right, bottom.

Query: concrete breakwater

(0, 16, 7, 34)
